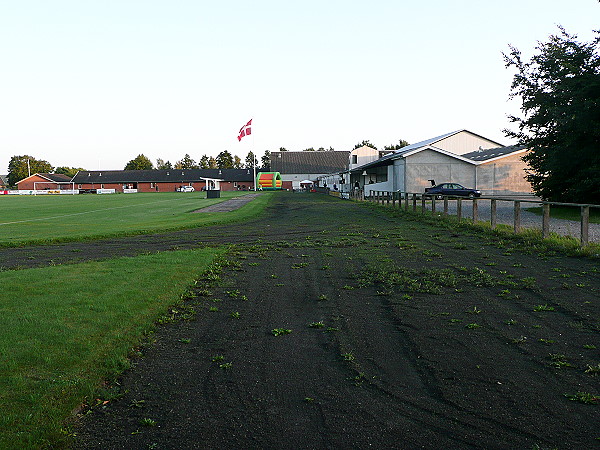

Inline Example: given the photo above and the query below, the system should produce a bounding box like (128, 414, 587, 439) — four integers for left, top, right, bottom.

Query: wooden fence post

(457, 198, 462, 221)
(421, 196, 426, 214)
(542, 203, 550, 239)
(581, 206, 589, 245)
(405, 193, 409, 211)
(431, 197, 436, 214)
(490, 199, 497, 229)
(472, 198, 478, 223)
(514, 201, 521, 234)
(443, 197, 448, 215)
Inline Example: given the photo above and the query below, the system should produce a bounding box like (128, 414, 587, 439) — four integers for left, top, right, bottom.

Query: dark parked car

(424, 183, 481, 198)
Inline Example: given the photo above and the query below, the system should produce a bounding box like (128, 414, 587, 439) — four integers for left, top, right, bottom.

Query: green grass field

(0, 191, 271, 448)
(0, 191, 270, 247)
(0, 248, 225, 449)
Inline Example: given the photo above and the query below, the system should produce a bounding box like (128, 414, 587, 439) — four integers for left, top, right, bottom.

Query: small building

(71, 169, 258, 193)
(16, 173, 73, 191)
(0, 175, 8, 189)
(270, 151, 350, 190)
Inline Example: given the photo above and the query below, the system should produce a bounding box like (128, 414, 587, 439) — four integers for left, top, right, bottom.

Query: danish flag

(238, 119, 252, 141)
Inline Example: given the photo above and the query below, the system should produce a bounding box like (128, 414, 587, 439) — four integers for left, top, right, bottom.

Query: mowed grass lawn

(0, 248, 225, 449)
(0, 191, 270, 247)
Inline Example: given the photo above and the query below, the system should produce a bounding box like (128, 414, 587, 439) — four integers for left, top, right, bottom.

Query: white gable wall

(350, 145, 380, 170)
(402, 149, 476, 192)
(475, 153, 532, 195)
(436, 131, 503, 155)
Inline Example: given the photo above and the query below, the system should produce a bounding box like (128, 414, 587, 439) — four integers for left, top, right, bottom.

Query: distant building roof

(40, 173, 73, 182)
(271, 151, 350, 174)
(16, 173, 73, 185)
(0, 175, 8, 187)
(72, 169, 259, 184)
(462, 145, 526, 161)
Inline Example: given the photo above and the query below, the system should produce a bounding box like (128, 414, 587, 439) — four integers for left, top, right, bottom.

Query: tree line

(124, 150, 271, 171)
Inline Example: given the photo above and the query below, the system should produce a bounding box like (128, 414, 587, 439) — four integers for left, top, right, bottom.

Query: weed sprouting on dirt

(511, 336, 527, 344)
(140, 418, 157, 427)
(548, 354, 575, 369)
(584, 364, 600, 376)
(342, 352, 355, 361)
(272, 328, 292, 336)
(355, 265, 499, 296)
(533, 304, 555, 312)
(564, 392, 599, 404)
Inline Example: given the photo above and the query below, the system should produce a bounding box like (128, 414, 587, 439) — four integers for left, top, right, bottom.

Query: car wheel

(468, 192, 475, 199)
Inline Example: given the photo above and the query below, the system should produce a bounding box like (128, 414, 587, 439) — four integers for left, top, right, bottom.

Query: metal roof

(270, 151, 350, 174)
(462, 145, 526, 161)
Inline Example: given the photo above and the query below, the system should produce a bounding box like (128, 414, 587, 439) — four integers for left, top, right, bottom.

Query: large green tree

(55, 166, 86, 177)
(245, 151, 257, 169)
(124, 154, 153, 170)
(199, 155, 210, 169)
(174, 154, 198, 170)
(233, 155, 242, 169)
(155, 158, 172, 170)
(261, 150, 271, 170)
(353, 140, 377, 150)
(8, 155, 53, 186)
(383, 139, 409, 150)
(504, 27, 600, 202)
(216, 150, 234, 169)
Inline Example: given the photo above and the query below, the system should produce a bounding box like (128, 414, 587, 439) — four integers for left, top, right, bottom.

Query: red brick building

(16, 173, 73, 190)
(71, 169, 259, 193)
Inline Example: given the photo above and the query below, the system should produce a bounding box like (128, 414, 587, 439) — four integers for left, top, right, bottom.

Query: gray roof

(72, 169, 259, 184)
(0, 175, 8, 186)
(462, 145, 526, 161)
(38, 173, 73, 182)
(270, 151, 350, 174)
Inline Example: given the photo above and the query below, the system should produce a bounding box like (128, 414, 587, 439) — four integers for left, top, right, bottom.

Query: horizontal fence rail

(342, 189, 599, 246)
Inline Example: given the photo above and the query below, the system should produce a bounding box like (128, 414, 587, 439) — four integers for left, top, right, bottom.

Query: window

(352, 155, 358, 164)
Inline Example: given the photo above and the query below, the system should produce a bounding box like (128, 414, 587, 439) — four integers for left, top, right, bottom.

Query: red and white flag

(237, 119, 252, 141)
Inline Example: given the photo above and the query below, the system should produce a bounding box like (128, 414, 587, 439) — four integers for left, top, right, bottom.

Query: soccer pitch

(0, 192, 267, 246)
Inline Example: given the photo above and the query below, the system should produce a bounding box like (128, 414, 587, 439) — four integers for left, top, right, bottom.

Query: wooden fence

(346, 190, 598, 246)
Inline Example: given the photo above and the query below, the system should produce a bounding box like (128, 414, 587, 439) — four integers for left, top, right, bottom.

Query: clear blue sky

(1, 0, 598, 172)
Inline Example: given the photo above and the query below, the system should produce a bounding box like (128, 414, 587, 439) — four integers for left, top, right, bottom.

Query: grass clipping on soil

(0, 247, 223, 449)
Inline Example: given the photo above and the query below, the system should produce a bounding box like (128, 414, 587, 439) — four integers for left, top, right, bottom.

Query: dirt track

(61, 193, 599, 449)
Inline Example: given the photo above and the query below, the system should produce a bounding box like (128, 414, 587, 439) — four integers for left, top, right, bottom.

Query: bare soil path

(15, 193, 599, 449)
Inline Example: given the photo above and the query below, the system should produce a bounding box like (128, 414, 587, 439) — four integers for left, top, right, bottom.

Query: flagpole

(253, 122, 257, 191)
